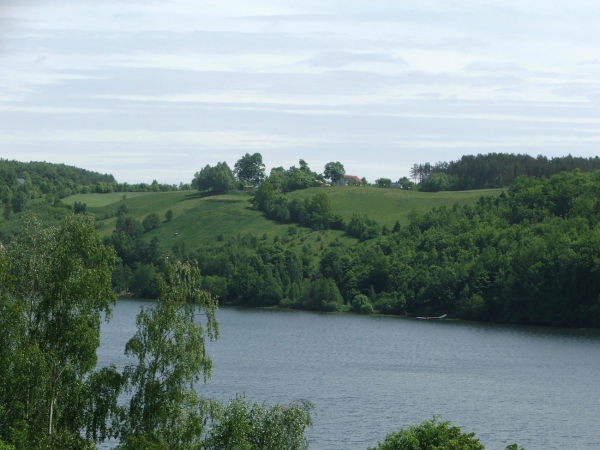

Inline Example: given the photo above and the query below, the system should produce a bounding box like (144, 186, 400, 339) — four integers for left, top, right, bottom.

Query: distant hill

(0, 159, 115, 197)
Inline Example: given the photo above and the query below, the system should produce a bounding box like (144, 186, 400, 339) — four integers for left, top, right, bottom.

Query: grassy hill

(63, 186, 503, 252)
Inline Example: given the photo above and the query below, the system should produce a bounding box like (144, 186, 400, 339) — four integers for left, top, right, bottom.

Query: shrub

(368, 417, 484, 450)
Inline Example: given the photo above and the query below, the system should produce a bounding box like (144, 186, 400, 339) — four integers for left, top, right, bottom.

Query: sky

(0, 0, 599, 184)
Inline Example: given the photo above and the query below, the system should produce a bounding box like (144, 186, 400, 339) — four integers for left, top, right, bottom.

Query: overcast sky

(1, 0, 599, 184)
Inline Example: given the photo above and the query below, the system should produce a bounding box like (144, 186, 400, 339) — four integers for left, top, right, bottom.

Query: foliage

(165, 209, 173, 221)
(234, 153, 265, 186)
(368, 417, 484, 450)
(192, 162, 235, 194)
(268, 160, 324, 193)
(0, 214, 118, 448)
(352, 294, 374, 314)
(0, 159, 115, 200)
(412, 152, 600, 191)
(397, 177, 415, 190)
(252, 185, 342, 231)
(142, 213, 161, 233)
(375, 178, 392, 188)
(419, 173, 452, 192)
(323, 161, 346, 184)
(204, 395, 313, 450)
(116, 262, 219, 449)
(316, 170, 600, 327)
(0, 219, 315, 449)
(346, 214, 381, 241)
(298, 277, 344, 311)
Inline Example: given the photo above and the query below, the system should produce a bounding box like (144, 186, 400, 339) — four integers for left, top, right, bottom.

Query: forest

(410, 153, 600, 191)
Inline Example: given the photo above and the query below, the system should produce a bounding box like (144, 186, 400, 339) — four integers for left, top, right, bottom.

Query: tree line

(410, 152, 600, 191)
(192, 154, 353, 195)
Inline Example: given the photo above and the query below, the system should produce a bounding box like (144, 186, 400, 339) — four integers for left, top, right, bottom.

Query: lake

(99, 299, 600, 450)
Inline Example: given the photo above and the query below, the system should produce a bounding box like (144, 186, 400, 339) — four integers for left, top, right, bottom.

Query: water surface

(99, 300, 600, 449)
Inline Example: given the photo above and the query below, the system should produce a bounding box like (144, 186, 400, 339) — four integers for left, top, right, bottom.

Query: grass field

(80, 186, 504, 252)
(287, 186, 503, 227)
(62, 191, 153, 207)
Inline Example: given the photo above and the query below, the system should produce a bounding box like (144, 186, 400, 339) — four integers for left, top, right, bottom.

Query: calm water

(99, 300, 600, 450)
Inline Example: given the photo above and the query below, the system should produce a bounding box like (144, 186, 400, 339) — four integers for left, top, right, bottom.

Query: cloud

(303, 51, 408, 68)
(464, 61, 523, 72)
(552, 83, 600, 101)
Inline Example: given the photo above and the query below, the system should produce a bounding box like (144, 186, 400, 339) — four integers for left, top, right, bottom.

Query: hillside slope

(63, 187, 503, 250)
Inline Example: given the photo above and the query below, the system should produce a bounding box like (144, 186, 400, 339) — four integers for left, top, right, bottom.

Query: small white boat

(416, 314, 447, 320)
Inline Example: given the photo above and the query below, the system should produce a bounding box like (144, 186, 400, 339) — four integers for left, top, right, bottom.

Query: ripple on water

(99, 301, 600, 450)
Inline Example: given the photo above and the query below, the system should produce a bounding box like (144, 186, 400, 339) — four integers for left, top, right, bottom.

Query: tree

(409, 163, 420, 185)
(375, 178, 392, 188)
(252, 180, 276, 212)
(116, 262, 219, 448)
(2, 201, 11, 220)
(0, 214, 118, 448)
(369, 417, 485, 450)
(73, 201, 87, 214)
(308, 192, 333, 229)
(142, 213, 161, 233)
(205, 395, 312, 450)
(397, 176, 414, 190)
(11, 191, 27, 214)
(300, 277, 343, 311)
(193, 162, 235, 194)
(129, 263, 158, 298)
(323, 161, 345, 184)
(351, 294, 374, 314)
(165, 209, 173, 222)
(234, 153, 265, 186)
(419, 172, 451, 192)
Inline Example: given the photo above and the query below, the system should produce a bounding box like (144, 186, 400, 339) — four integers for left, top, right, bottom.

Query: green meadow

(286, 186, 503, 226)
(84, 186, 503, 251)
(62, 191, 153, 207)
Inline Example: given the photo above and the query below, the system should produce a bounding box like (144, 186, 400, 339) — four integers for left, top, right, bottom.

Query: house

(344, 175, 362, 184)
(334, 175, 362, 186)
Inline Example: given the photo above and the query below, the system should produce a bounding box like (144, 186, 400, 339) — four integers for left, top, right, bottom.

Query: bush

(299, 278, 343, 311)
(142, 213, 161, 232)
(351, 294, 374, 314)
(368, 417, 484, 450)
(205, 395, 312, 450)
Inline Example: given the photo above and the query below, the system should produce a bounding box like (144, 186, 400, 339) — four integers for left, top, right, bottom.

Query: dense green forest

(200, 169, 599, 328)
(411, 153, 600, 191)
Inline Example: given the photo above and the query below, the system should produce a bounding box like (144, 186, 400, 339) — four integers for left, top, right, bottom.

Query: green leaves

(323, 161, 346, 184)
(369, 417, 484, 450)
(205, 395, 313, 450)
(118, 262, 219, 448)
(234, 153, 265, 187)
(193, 162, 236, 194)
(0, 214, 117, 448)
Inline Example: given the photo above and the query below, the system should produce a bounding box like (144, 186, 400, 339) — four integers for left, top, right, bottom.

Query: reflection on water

(99, 300, 600, 450)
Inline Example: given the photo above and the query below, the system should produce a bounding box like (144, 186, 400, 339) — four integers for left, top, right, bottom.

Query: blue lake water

(99, 299, 600, 449)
